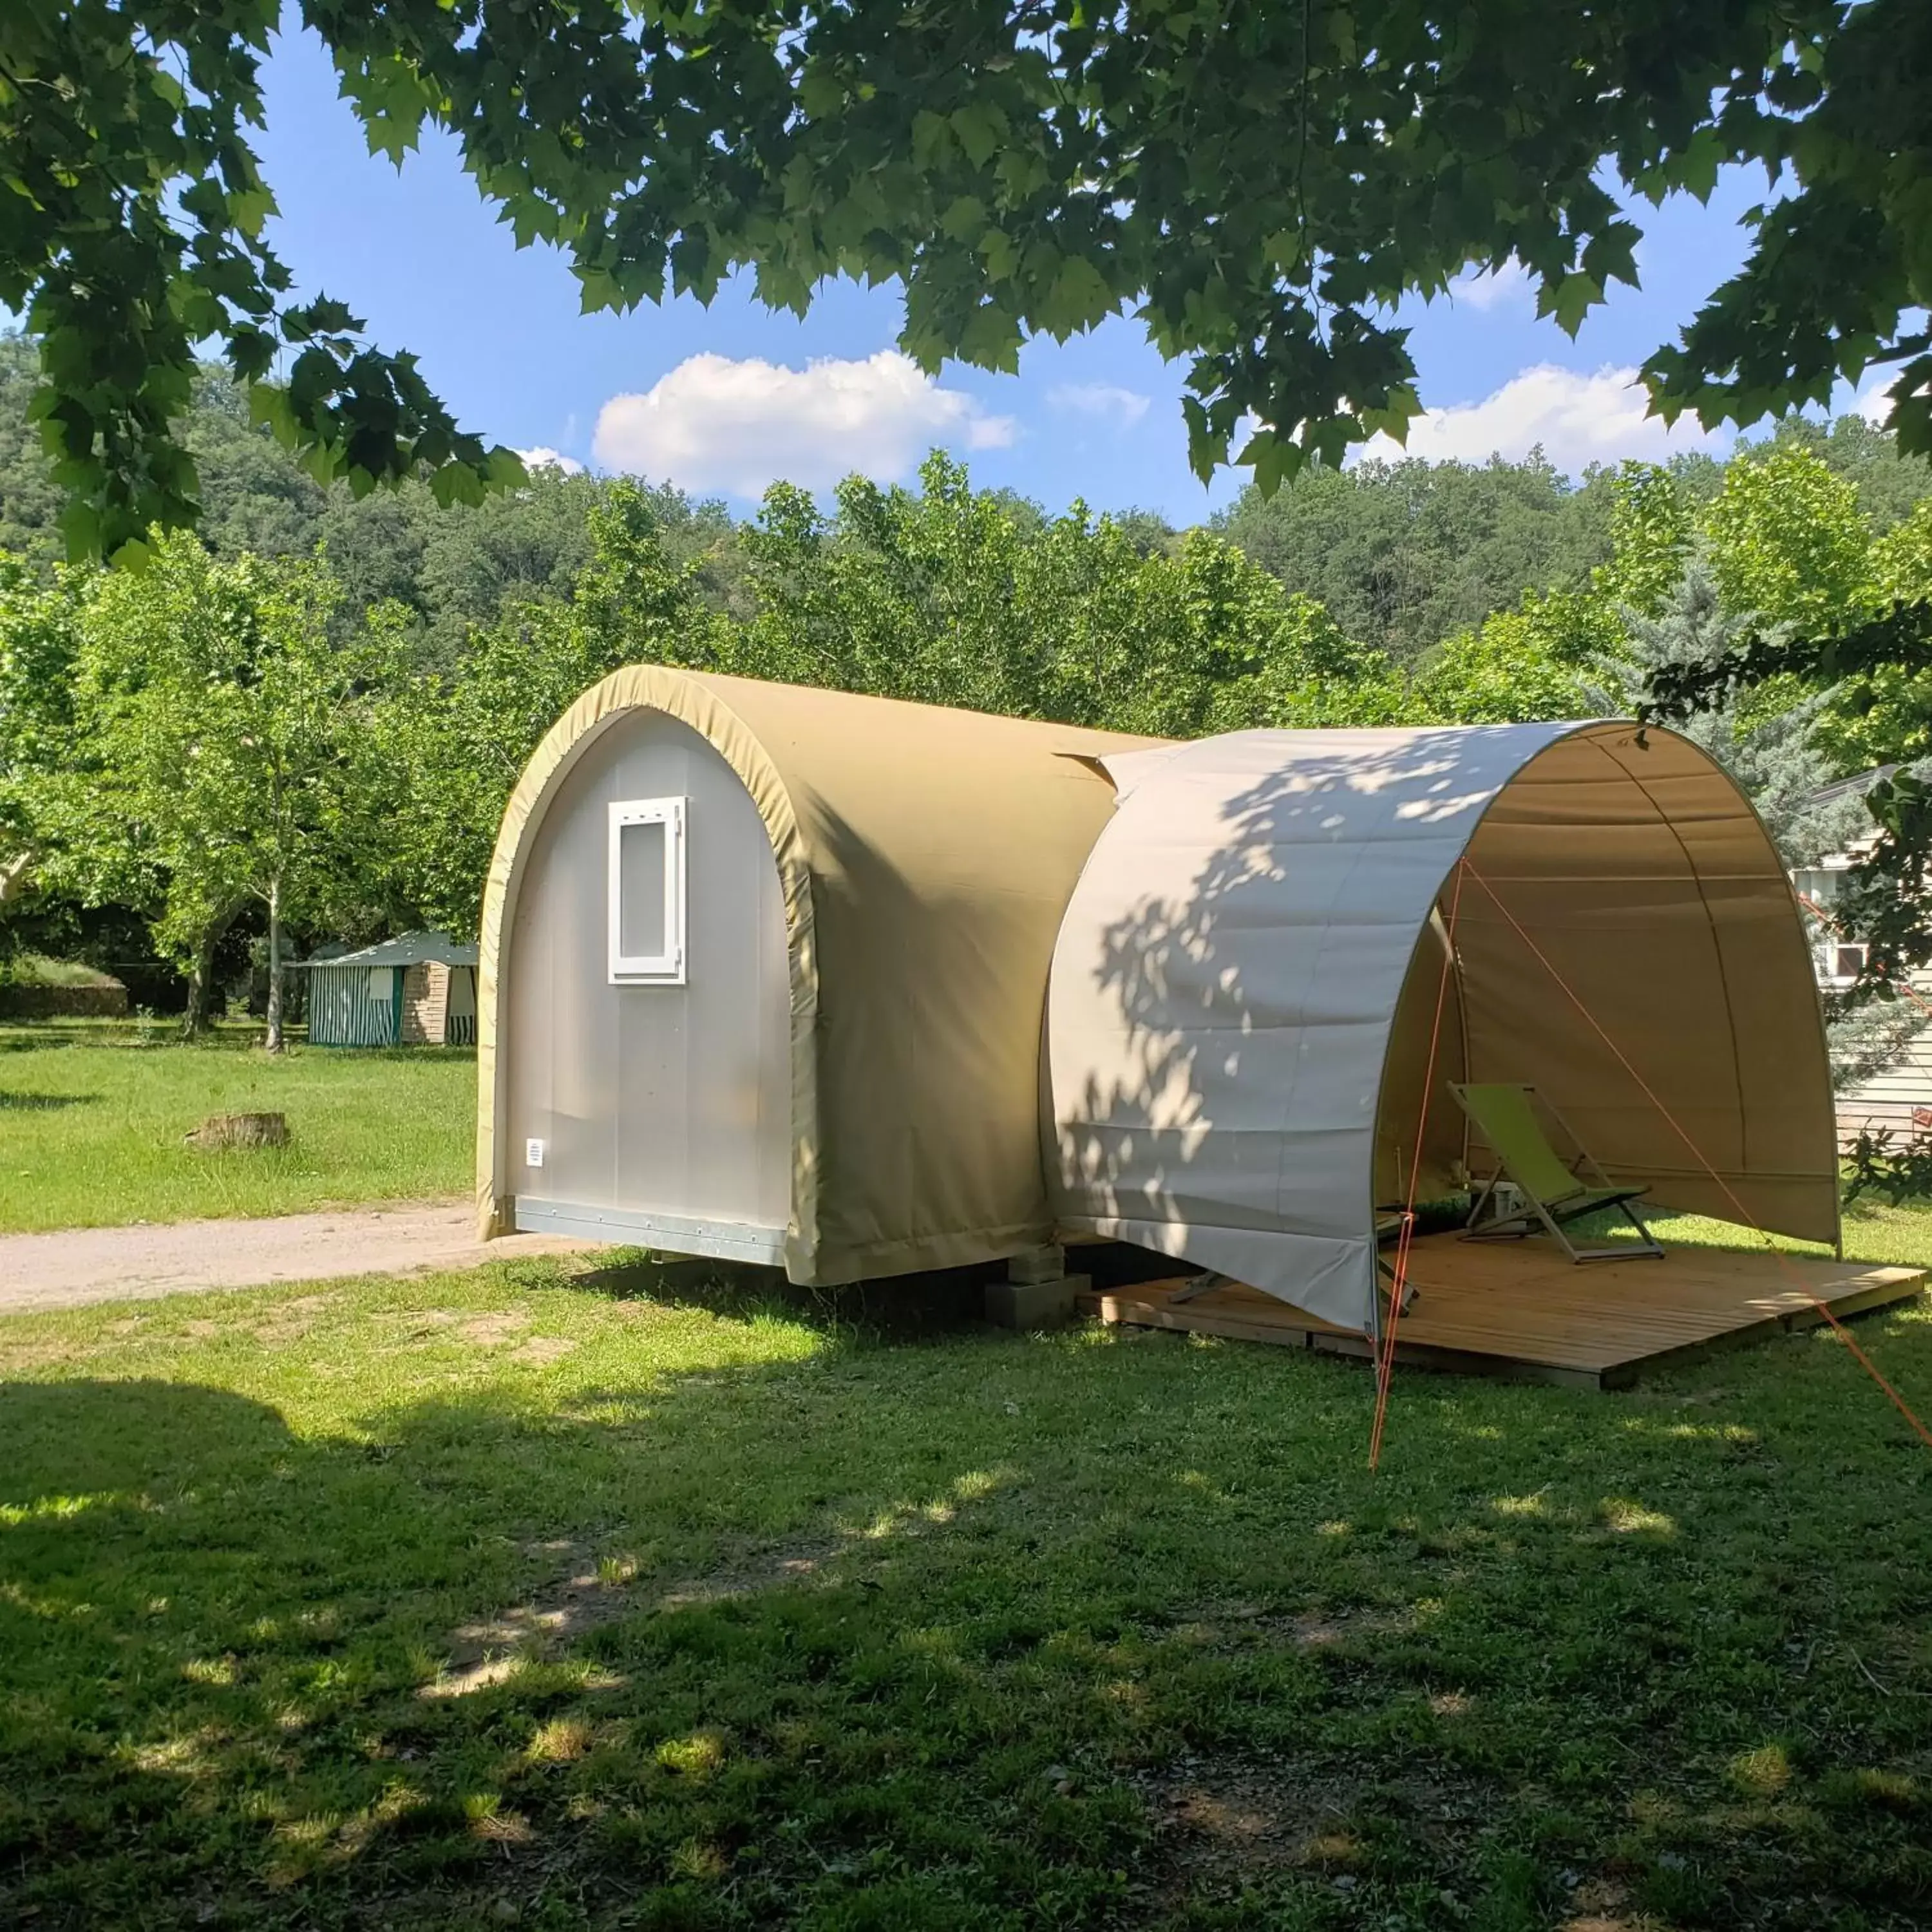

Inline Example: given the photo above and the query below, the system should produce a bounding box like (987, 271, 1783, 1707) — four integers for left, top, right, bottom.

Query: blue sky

(253, 23, 1875, 524)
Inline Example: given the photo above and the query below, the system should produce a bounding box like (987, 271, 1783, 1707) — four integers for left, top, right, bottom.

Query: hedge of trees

(3, 333, 1929, 1052)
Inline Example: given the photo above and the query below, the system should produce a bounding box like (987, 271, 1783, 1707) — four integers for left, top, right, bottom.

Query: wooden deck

(1077, 1235, 1925, 1390)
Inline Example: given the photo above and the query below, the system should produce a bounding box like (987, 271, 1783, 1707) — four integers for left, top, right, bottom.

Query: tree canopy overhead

(4, 1, 1929, 556)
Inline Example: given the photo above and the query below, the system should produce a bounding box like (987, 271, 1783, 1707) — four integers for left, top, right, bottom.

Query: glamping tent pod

(478, 666, 1150, 1282)
(1047, 721, 1842, 1337)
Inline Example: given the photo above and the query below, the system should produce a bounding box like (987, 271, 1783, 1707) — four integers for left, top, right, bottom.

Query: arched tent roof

(1046, 721, 1840, 1335)
(479, 665, 1155, 1283)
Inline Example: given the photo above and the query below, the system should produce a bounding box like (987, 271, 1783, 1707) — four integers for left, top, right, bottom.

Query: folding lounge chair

(1450, 1082, 1665, 1262)
(1352, 1206, 1426, 1325)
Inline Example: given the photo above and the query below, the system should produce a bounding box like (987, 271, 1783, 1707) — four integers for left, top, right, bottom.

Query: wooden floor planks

(1077, 1235, 1926, 1389)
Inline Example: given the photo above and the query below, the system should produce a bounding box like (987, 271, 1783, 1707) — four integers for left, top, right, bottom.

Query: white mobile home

(1791, 848, 1932, 1142)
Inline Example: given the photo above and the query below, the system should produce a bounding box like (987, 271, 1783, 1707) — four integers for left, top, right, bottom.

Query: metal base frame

(513, 1197, 788, 1266)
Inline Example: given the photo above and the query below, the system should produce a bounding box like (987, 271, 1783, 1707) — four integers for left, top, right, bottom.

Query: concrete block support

(1007, 1244, 1067, 1285)
(983, 1274, 1088, 1329)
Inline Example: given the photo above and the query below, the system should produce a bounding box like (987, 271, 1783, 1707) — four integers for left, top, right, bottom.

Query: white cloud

(515, 446, 584, 474)
(1359, 363, 1722, 476)
(1853, 374, 1897, 428)
(1048, 381, 1152, 428)
(1446, 256, 1534, 313)
(591, 350, 1016, 497)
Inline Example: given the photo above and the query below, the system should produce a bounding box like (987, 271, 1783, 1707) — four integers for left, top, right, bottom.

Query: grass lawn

(0, 1019, 473, 1233)
(3, 1238, 1929, 1931)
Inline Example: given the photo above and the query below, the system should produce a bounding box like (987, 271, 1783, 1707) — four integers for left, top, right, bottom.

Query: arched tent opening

(1046, 721, 1841, 1336)
(478, 665, 1151, 1284)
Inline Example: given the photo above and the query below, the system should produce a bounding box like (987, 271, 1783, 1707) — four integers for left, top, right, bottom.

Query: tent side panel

(697, 674, 1148, 1283)
(799, 747, 1123, 1281)
(1054, 719, 1840, 1332)
(504, 710, 790, 1249)
(308, 962, 398, 1047)
(307, 965, 348, 1046)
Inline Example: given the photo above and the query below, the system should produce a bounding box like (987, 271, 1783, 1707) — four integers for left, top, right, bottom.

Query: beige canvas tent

(478, 665, 1151, 1282)
(1046, 721, 1841, 1335)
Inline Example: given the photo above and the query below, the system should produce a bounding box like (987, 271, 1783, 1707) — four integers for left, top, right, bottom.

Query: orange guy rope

(1369, 858, 1467, 1469)
(1461, 860, 1932, 1452)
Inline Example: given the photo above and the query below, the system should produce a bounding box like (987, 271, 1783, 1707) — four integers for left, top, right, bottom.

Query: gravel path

(0, 1200, 594, 1315)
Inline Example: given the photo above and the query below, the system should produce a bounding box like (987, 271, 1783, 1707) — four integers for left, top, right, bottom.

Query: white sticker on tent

(525, 1138, 545, 1169)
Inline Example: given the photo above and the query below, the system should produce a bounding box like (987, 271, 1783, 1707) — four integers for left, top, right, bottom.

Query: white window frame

(608, 796, 687, 984)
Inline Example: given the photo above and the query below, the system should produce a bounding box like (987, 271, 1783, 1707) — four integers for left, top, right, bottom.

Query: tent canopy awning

(1046, 721, 1840, 1334)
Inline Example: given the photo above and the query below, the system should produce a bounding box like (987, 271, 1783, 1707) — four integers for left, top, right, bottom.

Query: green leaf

(1357, 383, 1422, 444)
(911, 110, 954, 172)
(1897, 182, 1932, 308)
(1043, 256, 1116, 336)
(1675, 128, 1725, 204)
(364, 115, 419, 166)
(575, 265, 623, 314)
(939, 196, 985, 243)
(429, 460, 488, 509)
(978, 228, 1019, 283)
(798, 69, 846, 118)
(951, 102, 1007, 169)
(485, 445, 529, 488)
(1537, 272, 1604, 339)
(59, 500, 102, 562)
(957, 302, 1022, 372)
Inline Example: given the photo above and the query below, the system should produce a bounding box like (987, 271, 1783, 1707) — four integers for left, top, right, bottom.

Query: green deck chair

(1450, 1082, 1665, 1262)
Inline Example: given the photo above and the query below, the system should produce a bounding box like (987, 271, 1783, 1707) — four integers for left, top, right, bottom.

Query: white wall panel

(506, 710, 790, 1235)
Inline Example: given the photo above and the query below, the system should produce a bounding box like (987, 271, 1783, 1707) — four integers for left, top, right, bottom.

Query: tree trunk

(0, 851, 32, 907)
(180, 900, 241, 1041)
(264, 876, 285, 1055)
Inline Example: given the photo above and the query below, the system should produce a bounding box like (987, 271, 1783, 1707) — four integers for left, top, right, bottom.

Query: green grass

(1593, 1198, 1932, 1271)
(4, 1244, 1930, 1931)
(0, 1019, 473, 1233)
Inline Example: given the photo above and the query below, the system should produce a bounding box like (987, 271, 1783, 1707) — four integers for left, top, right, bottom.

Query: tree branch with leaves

(5, 2, 1931, 558)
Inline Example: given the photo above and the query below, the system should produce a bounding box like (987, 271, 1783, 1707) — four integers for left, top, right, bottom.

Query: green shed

(301, 933, 478, 1048)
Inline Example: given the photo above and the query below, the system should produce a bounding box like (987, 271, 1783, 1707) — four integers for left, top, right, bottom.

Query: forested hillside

(0, 336, 743, 667)
(4, 324, 1931, 1043)
(8, 327, 1929, 677)
(1213, 454, 1618, 663)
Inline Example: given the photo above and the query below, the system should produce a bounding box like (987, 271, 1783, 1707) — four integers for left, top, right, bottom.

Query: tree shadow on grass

(0, 1091, 97, 1110)
(3, 1308, 1931, 1932)
(570, 1249, 997, 1342)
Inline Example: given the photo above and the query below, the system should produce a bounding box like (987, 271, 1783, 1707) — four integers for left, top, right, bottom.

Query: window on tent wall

(608, 797, 687, 983)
